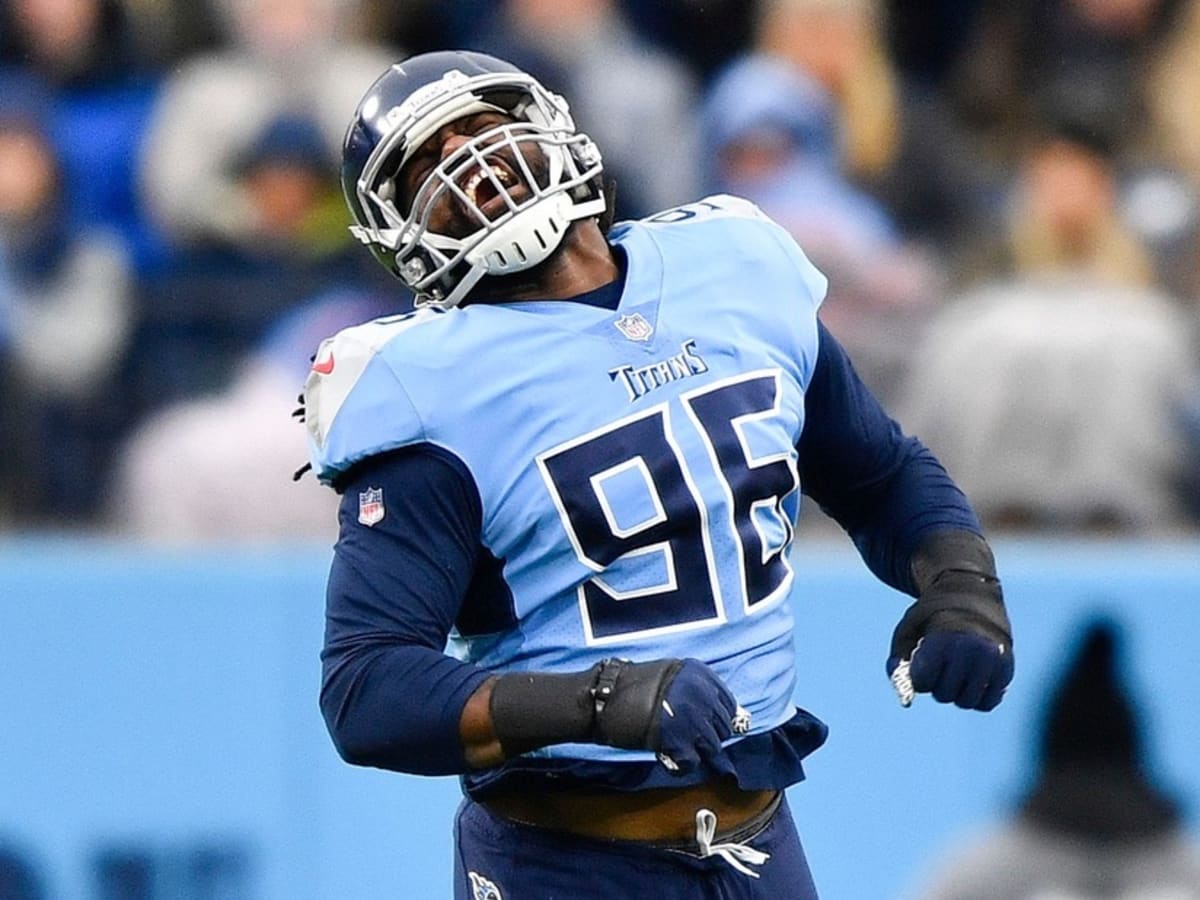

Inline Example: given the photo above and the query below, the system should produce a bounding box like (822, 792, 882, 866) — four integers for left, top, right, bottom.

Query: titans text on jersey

(608, 338, 710, 402)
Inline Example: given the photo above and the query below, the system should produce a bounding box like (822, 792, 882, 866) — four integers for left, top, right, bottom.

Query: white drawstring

(694, 808, 771, 878)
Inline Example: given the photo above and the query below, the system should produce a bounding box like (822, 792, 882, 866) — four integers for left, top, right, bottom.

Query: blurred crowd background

(2, 0, 1200, 542)
(3, 5, 1200, 897)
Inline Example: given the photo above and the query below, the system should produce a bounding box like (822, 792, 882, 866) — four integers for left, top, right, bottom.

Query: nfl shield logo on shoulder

(614, 312, 653, 342)
(358, 487, 385, 526)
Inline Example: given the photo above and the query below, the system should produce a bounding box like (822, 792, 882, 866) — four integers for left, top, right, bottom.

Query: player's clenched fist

(886, 531, 1014, 711)
(592, 658, 742, 774)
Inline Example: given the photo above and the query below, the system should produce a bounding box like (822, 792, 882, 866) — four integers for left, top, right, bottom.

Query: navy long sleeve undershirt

(319, 321, 981, 775)
(320, 445, 493, 775)
(797, 322, 982, 594)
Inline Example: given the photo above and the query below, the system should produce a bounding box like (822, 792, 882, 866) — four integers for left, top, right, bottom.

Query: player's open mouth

(461, 160, 523, 218)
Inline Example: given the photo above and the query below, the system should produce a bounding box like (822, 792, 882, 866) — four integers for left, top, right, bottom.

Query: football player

(302, 50, 1013, 899)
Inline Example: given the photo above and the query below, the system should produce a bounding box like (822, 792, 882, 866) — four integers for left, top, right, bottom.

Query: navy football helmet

(341, 50, 606, 308)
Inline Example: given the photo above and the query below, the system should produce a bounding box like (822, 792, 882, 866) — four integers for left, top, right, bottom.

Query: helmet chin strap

(467, 192, 574, 276)
(429, 193, 573, 308)
(444, 191, 605, 308)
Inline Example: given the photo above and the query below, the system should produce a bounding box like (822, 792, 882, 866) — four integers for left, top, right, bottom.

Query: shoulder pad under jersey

(637, 193, 827, 309)
(639, 194, 772, 226)
(303, 309, 442, 480)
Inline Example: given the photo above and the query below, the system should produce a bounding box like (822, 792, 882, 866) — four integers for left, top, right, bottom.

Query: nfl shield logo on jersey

(357, 487, 385, 526)
(468, 872, 503, 900)
(614, 312, 653, 342)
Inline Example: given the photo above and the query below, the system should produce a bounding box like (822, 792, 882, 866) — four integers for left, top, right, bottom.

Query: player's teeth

(464, 170, 483, 205)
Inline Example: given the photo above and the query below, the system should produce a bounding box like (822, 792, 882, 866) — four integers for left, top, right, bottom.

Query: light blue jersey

(305, 195, 827, 763)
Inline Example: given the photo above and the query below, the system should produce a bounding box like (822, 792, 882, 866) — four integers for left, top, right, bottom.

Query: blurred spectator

(882, 0, 986, 90)
(755, 0, 899, 184)
(1014, 0, 1200, 302)
(466, 0, 701, 218)
(621, 0, 761, 81)
(1149, 0, 1200, 184)
(701, 52, 939, 404)
(951, 3, 1187, 193)
(1019, 0, 1182, 158)
(924, 0, 1200, 297)
(907, 617, 1200, 899)
(0, 70, 134, 525)
(1141, 0, 1200, 299)
(1007, 127, 1155, 289)
(127, 112, 395, 421)
(899, 126, 1200, 533)
(947, 0, 1184, 156)
(138, 0, 396, 249)
(107, 288, 396, 542)
(701, 55, 888, 248)
(388, 0, 761, 82)
(0, 0, 169, 272)
(751, 0, 1002, 274)
(0, 844, 43, 900)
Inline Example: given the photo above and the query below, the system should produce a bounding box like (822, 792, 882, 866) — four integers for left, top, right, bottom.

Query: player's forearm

(459, 678, 505, 768)
(321, 647, 518, 774)
(321, 642, 490, 775)
(842, 444, 985, 596)
(459, 667, 606, 769)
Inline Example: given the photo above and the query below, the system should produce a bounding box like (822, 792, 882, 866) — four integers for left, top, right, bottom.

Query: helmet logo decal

(386, 69, 470, 127)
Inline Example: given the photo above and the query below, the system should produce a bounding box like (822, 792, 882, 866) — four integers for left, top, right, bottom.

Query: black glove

(592, 657, 742, 774)
(887, 531, 1013, 711)
(489, 657, 746, 774)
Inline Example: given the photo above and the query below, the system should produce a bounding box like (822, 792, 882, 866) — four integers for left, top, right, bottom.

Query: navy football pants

(453, 792, 819, 899)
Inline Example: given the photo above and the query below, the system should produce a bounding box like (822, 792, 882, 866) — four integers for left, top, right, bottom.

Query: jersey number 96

(538, 371, 797, 644)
